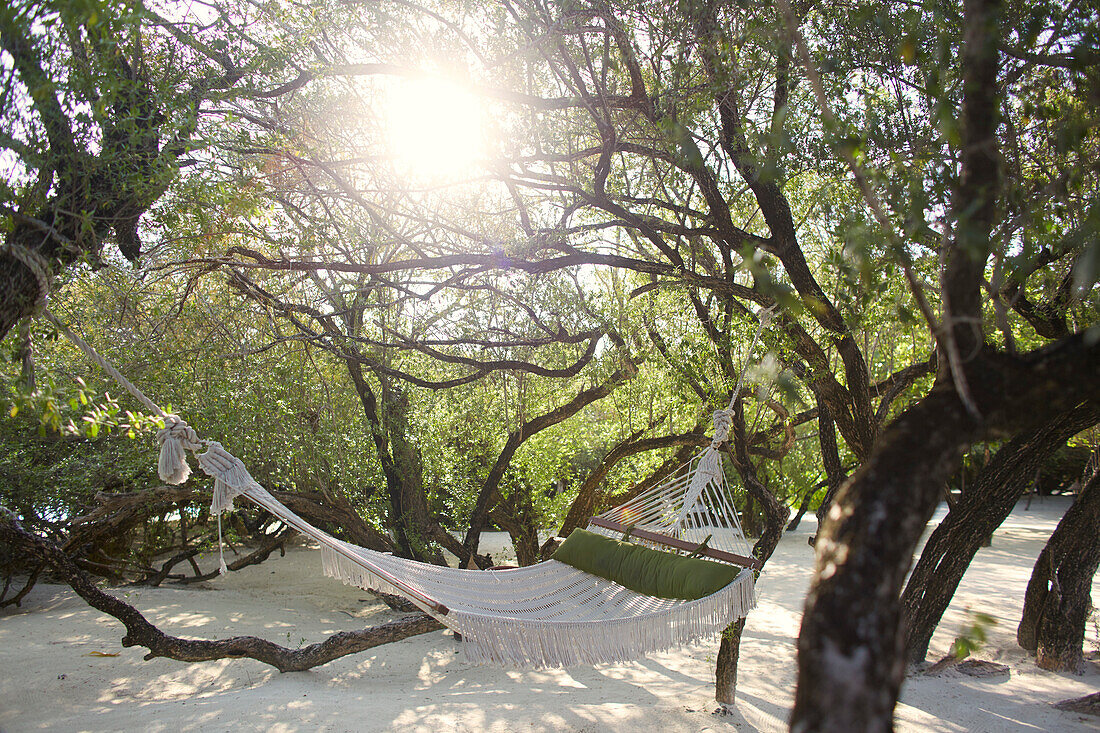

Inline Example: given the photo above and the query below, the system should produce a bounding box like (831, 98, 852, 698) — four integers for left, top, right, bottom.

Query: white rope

(39, 309, 165, 417)
(710, 304, 778, 447)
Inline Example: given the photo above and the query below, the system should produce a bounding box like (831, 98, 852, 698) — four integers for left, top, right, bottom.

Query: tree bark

(812, 403, 847, 544)
(715, 400, 789, 707)
(1018, 469, 1100, 672)
(791, 338, 1100, 732)
(1053, 692, 1100, 716)
(0, 508, 443, 672)
(902, 404, 1099, 662)
(490, 500, 541, 567)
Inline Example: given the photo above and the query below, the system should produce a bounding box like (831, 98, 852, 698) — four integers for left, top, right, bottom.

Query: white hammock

(227, 448, 757, 667)
(38, 305, 772, 669)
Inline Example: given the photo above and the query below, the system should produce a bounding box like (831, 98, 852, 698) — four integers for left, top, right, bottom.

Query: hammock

(35, 302, 772, 669)
(212, 443, 758, 667)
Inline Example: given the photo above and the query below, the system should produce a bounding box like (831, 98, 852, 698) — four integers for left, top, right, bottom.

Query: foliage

(950, 608, 999, 661)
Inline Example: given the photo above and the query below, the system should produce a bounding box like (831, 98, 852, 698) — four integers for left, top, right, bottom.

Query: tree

(792, 0, 1100, 728)
(1018, 465, 1100, 673)
(902, 404, 1099, 663)
(2, 0, 1096, 720)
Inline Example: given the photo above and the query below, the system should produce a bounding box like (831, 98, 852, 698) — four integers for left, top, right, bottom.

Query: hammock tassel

(217, 514, 229, 576)
(199, 442, 259, 577)
(156, 415, 201, 484)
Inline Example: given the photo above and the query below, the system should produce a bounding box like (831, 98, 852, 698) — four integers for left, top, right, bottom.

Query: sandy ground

(1, 496, 1097, 732)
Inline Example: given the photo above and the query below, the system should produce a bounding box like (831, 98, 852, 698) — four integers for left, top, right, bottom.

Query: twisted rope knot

(156, 415, 202, 485)
(197, 441, 260, 576)
(710, 408, 732, 448)
(198, 441, 258, 514)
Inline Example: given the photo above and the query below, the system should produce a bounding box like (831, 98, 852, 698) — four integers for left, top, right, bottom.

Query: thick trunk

(903, 404, 1099, 662)
(791, 341, 1099, 731)
(792, 0, 1008, 727)
(1018, 470, 1100, 672)
(793, 386, 982, 732)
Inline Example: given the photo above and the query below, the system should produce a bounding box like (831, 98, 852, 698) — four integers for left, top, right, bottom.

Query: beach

(2, 496, 1096, 732)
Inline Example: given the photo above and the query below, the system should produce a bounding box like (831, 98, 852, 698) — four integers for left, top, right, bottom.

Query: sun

(382, 76, 488, 184)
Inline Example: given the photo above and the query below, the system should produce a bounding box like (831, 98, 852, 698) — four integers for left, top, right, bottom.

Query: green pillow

(551, 528, 741, 601)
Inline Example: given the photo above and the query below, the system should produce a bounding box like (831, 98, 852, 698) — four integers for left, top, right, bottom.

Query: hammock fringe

(320, 544, 756, 668)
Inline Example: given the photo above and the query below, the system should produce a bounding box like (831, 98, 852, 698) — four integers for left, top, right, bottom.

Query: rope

(710, 305, 777, 447)
(39, 309, 166, 417)
(35, 308, 222, 563)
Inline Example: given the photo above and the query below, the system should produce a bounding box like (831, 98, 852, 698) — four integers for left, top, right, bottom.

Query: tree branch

(0, 508, 443, 672)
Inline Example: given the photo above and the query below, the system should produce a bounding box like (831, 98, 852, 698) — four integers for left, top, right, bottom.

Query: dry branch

(0, 508, 443, 672)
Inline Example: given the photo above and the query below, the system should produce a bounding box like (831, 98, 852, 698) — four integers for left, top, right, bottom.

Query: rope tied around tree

(19, 268, 251, 574)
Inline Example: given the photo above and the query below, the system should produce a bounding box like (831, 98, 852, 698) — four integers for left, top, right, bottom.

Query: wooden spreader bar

(588, 517, 762, 570)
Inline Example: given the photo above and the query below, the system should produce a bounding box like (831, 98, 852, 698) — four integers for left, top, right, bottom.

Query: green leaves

(950, 609, 998, 661)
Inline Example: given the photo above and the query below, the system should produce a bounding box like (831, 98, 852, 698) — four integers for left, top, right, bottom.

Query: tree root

(1053, 692, 1100, 717)
(0, 507, 444, 672)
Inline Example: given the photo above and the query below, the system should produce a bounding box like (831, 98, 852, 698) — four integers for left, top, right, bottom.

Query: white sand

(1, 496, 1097, 732)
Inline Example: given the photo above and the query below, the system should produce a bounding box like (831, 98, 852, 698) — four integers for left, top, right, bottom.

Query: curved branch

(0, 509, 442, 672)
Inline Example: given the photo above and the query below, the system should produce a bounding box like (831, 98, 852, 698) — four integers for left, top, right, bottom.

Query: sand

(1, 496, 1097, 732)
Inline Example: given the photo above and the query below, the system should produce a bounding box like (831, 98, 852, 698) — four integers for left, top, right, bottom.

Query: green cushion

(551, 528, 741, 601)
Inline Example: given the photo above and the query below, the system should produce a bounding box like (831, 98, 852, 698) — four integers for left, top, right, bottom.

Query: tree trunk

(1018, 469, 1100, 672)
(715, 618, 745, 707)
(787, 475, 828, 532)
(812, 403, 847, 544)
(715, 400, 788, 707)
(791, 0, 1008, 726)
(490, 499, 541, 567)
(793, 387, 984, 731)
(346, 361, 455, 564)
(902, 404, 1099, 662)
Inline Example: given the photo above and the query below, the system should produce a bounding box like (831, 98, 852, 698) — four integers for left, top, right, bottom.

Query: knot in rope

(156, 415, 202, 485)
(198, 441, 257, 514)
(197, 441, 259, 576)
(710, 408, 732, 448)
